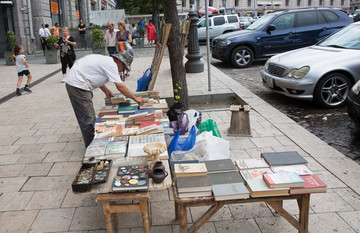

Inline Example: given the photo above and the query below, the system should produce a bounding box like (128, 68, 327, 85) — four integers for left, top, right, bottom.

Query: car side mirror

(267, 24, 276, 32)
(197, 24, 202, 28)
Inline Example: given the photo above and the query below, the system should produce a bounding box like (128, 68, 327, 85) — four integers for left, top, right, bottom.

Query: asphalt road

(203, 46, 360, 164)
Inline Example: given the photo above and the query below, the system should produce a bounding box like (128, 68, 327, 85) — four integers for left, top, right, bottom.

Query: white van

(197, 14, 241, 40)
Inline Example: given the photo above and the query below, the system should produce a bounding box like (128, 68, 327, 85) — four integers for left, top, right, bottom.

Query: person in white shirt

(39, 24, 46, 55)
(44, 24, 51, 49)
(65, 51, 144, 147)
(103, 21, 119, 56)
(125, 19, 130, 31)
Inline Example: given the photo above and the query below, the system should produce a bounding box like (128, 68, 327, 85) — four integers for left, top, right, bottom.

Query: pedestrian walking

(54, 27, 77, 83)
(78, 19, 87, 49)
(104, 21, 119, 56)
(125, 19, 130, 31)
(131, 23, 138, 46)
(65, 51, 144, 147)
(116, 21, 132, 79)
(51, 22, 60, 37)
(14, 45, 32, 96)
(146, 20, 156, 45)
(39, 24, 46, 55)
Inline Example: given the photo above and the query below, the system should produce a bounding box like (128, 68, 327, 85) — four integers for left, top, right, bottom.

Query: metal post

(205, 0, 211, 91)
(185, 3, 204, 73)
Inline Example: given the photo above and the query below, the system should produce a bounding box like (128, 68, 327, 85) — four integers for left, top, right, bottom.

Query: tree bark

(162, 0, 189, 110)
(152, 0, 160, 42)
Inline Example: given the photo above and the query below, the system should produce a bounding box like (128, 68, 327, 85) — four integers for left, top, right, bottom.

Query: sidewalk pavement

(0, 50, 359, 233)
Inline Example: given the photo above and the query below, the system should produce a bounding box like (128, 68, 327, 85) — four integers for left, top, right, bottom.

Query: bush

(90, 28, 104, 48)
(6, 31, 17, 52)
(46, 35, 59, 50)
(137, 25, 144, 38)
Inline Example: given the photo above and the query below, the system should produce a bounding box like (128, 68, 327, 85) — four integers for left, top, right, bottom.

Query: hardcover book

(112, 165, 149, 192)
(203, 159, 237, 173)
(263, 172, 305, 189)
(235, 158, 269, 170)
(290, 175, 327, 194)
(178, 191, 212, 198)
(271, 164, 313, 176)
(207, 171, 244, 185)
(246, 179, 289, 197)
(170, 160, 199, 172)
(174, 163, 208, 177)
(212, 182, 250, 201)
(240, 168, 273, 182)
(176, 175, 211, 193)
(261, 151, 308, 166)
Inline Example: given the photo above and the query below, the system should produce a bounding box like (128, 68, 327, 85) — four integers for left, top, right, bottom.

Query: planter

(92, 47, 106, 55)
(45, 49, 60, 64)
(4, 51, 15, 66)
(135, 38, 144, 48)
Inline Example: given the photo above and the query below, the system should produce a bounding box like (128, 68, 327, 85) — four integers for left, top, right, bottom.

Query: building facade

(177, 0, 351, 16)
(0, 0, 116, 57)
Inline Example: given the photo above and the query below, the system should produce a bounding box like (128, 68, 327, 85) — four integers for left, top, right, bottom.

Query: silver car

(260, 22, 360, 108)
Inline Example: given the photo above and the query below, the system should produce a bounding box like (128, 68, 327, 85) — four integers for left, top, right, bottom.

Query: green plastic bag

(198, 119, 221, 138)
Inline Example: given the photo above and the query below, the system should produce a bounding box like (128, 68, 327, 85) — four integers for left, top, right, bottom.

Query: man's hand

(134, 96, 145, 106)
(105, 90, 114, 99)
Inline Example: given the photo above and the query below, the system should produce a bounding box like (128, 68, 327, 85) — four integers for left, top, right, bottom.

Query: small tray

(92, 160, 112, 185)
(72, 163, 97, 193)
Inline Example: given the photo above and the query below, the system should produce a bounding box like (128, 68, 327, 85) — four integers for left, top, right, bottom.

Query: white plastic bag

(170, 140, 207, 161)
(184, 109, 201, 132)
(196, 131, 230, 160)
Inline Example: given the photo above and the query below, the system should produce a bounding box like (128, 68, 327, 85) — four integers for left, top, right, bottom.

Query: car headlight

(217, 40, 231, 46)
(264, 59, 270, 70)
(351, 80, 360, 95)
(288, 66, 310, 79)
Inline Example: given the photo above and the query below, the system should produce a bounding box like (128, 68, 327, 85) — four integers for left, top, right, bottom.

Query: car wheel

(314, 73, 351, 108)
(230, 46, 254, 68)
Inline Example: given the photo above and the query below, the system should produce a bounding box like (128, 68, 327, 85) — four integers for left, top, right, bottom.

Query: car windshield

(247, 13, 275, 30)
(319, 24, 360, 50)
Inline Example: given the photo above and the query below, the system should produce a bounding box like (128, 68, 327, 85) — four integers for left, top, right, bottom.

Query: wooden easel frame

(147, 21, 172, 91)
(181, 20, 191, 55)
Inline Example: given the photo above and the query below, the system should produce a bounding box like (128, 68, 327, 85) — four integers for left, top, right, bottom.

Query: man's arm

(99, 85, 114, 99)
(114, 82, 144, 105)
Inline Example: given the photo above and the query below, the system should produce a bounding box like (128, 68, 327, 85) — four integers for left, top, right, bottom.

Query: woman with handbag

(116, 21, 132, 80)
(54, 27, 77, 83)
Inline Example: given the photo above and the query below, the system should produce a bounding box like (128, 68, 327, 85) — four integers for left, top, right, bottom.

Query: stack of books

(174, 163, 212, 198)
(98, 105, 119, 117)
(84, 137, 129, 162)
(105, 93, 126, 106)
(94, 122, 124, 138)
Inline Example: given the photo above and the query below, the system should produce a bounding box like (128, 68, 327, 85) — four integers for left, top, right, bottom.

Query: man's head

(107, 21, 115, 32)
(55, 22, 59, 27)
(41, 24, 45, 28)
(111, 51, 133, 73)
(80, 19, 83, 24)
(45, 24, 49, 28)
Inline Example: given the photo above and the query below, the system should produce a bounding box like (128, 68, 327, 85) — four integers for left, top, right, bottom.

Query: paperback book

(263, 172, 305, 189)
(235, 158, 269, 170)
(240, 168, 273, 182)
(271, 164, 313, 176)
(212, 182, 250, 201)
(174, 163, 208, 177)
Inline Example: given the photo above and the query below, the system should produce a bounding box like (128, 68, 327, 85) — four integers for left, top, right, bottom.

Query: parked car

(239, 17, 252, 29)
(197, 14, 241, 41)
(211, 8, 352, 68)
(347, 80, 360, 128)
(260, 22, 360, 108)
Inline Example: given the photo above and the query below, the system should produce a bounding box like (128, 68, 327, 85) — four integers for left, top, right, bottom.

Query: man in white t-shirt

(65, 51, 144, 147)
(103, 21, 119, 55)
(39, 24, 46, 55)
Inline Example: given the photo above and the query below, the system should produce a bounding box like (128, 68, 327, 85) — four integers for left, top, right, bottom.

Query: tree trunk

(152, 0, 160, 42)
(162, 0, 189, 110)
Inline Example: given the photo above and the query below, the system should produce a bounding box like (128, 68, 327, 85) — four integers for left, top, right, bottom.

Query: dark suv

(211, 8, 353, 68)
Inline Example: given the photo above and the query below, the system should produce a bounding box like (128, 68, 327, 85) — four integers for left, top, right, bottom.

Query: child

(14, 45, 32, 96)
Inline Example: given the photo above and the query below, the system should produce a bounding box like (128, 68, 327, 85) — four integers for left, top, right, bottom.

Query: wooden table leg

(189, 202, 224, 233)
(102, 201, 113, 233)
(297, 194, 310, 233)
(139, 200, 150, 233)
(179, 204, 188, 233)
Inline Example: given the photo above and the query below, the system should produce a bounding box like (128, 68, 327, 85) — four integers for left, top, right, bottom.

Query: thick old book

(117, 106, 138, 114)
(235, 158, 269, 170)
(176, 175, 211, 193)
(246, 179, 289, 197)
(174, 163, 207, 177)
(112, 165, 149, 192)
(178, 191, 212, 198)
(290, 175, 327, 194)
(271, 164, 313, 176)
(240, 168, 273, 182)
(170, 160, 199, 172)
(212, 182, 250, 201)
(263, 172, 305, 189)
(207, 171, 244, 185)
(261, 151, 308, 166)
(203, 159, 237, 173)
(105, 93, 126, 105)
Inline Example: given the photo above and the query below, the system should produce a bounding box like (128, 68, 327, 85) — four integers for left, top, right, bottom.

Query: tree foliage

(117, 0, 163, 15)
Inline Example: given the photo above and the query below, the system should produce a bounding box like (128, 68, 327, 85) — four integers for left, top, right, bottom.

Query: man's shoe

(16, 89, 22, 96)
(24, 85, 32, 93)
(61, 78, 66, 83)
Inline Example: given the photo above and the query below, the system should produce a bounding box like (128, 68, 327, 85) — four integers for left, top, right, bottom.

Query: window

(330, 0, 334, 5)
(198, 19, 212, 27)
(341, 0, 345, 5)
(196, 0, 200, 7)
(209, 0, 213, 6)
(286, 0, 289, 6)
(227, 15, 238, 23)
(319, 0, 323, 5)
(322, 10, 339, 22)
(182, 0, 186, 7)
(235, 0, 239, 6)
(297, 0, 301, 6)
(213, 16, 226, 26)
(248, 0, 251, 6)
(271, 13, 295, 30)
(317, 11, 328, 24)
(308, 0, 312, 6)
(297, 11, 317, 27)
(222, 0, 226, 6)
